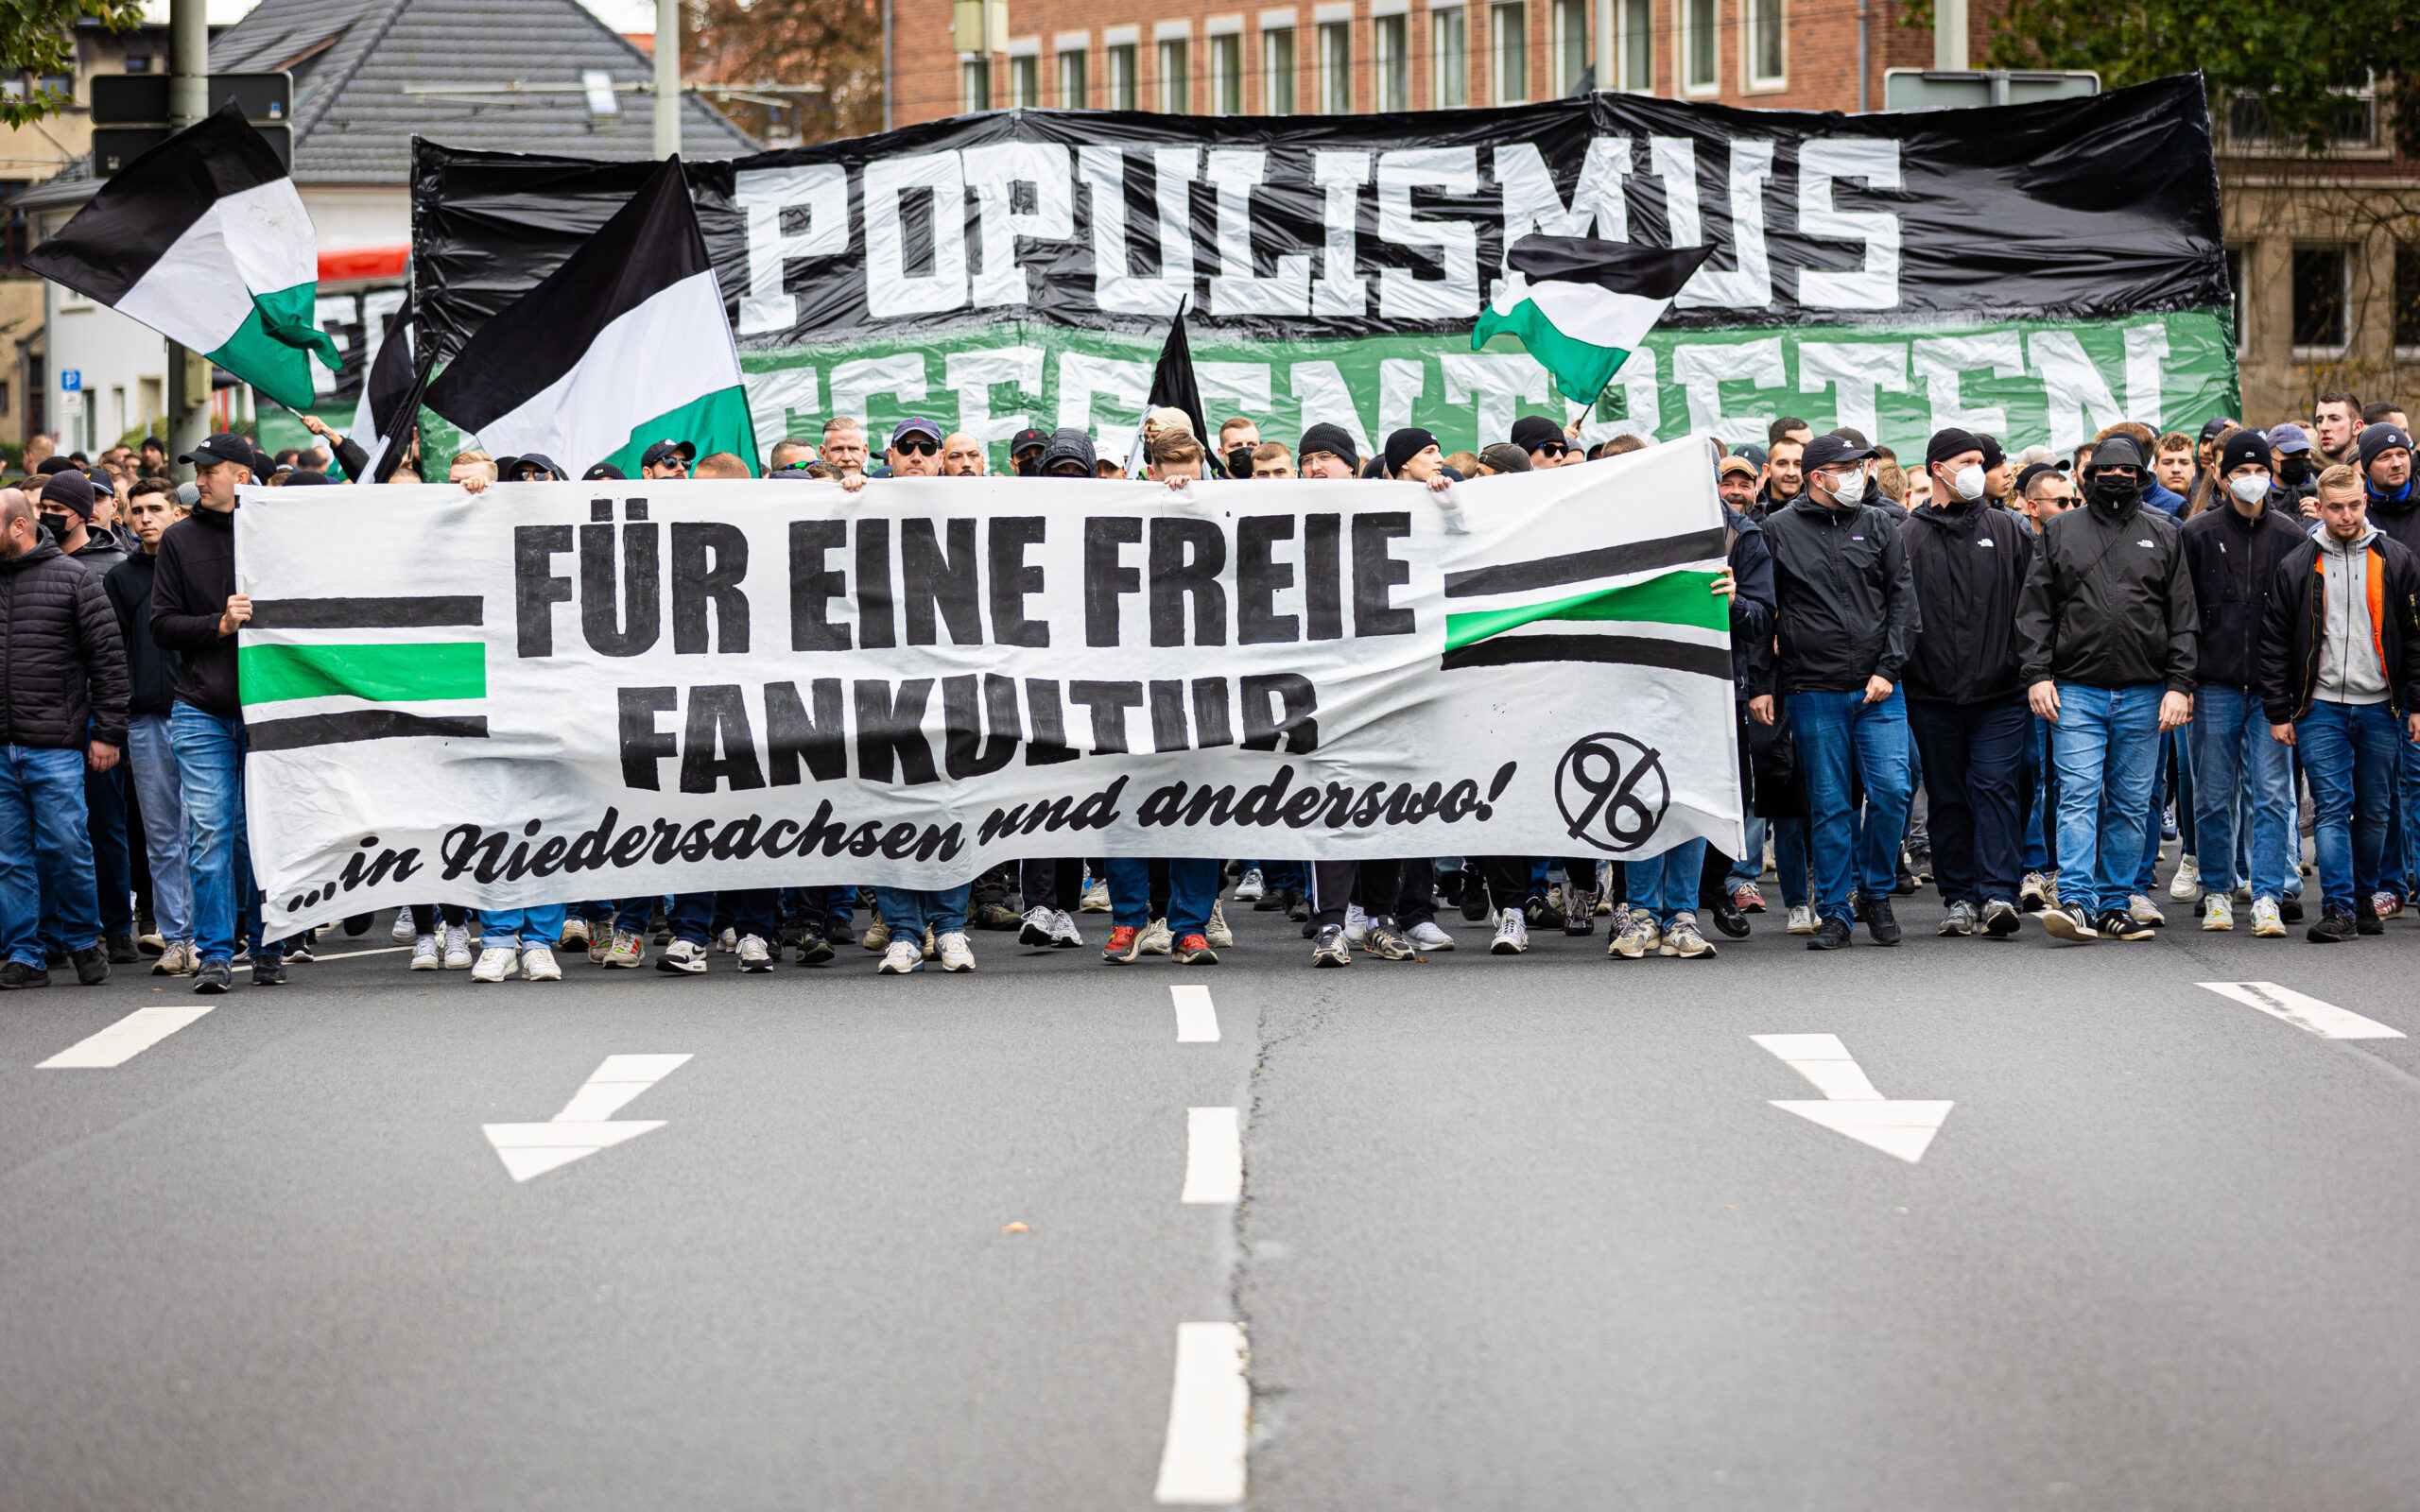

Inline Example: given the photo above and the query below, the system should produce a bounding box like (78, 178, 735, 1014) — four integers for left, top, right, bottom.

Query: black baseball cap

(508, 453, 566, 481)
(639, 439, 696, 469)
(1802, 433, 1878, 471)
(1010, 427, 1050, 457)
(582, 462, 628, 481)
(180, 432, 254, 470)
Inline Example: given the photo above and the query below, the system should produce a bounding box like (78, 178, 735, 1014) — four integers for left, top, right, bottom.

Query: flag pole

(164, 0, 210, 473)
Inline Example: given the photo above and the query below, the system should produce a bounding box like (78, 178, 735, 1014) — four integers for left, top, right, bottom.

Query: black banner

(409, 75, 2225, 361)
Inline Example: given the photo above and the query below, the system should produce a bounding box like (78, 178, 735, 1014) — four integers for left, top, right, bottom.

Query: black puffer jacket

(1898, 495, 2034, 705)
(2015, 490, 2198, 693)
(104, 550, 182, 718)
(1, 537, 129, 747)
(150, 505, 241, 718)
(1761, 495, 1921, 695)
(2180, 500, 2308, 691)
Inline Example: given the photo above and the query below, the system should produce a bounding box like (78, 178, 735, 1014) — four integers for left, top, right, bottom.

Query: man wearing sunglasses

(886, 417, 945, 477)
(639, 439, 695, 480)
(1510, 415, 1569, 471)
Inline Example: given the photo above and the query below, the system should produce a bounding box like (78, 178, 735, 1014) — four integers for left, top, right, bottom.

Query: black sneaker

(1981, 899, 2023, 938)
(1311, 923, 1351, 967)
(792, 932, 836, 965)
(193, 958, 233, 993)
(1252, 885, 1288, 912)
(1459, 884, 1491, 922)
(1706, 887, 1752, 938)
(251, 956, 287, 986)
(820, 913, 856, 948)
(2308, 906, 2357, 944)
(1285, 890, 1309, 922)
(70, 944, 110, 986)
(1364, 919, 1415, 960)
(343, 912, 373, 936)
(2357, 901, 2384, 936)
(1807, 917, 1853, 951)
(1525, 893, 1567, 930)
(1909, 849, 1935, 885)
(1893, 857, 1920, 895)
(2281, 896, 2306, 923)
(1562, 891, 1598, 936)
(2096, 908, 2154, 941)
(2041, 902, 2099, 942)
(1862, 895, 1902, 945)
(105, 934, 137, 965)
(0, 959, 49, 989)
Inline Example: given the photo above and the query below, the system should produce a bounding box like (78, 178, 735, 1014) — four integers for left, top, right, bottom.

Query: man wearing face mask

(2015, 435, 2198, 944)
(2179, 427, 2308, 936)
(1748, 434, 1919, 950)
(2270, 424, 2320, 516)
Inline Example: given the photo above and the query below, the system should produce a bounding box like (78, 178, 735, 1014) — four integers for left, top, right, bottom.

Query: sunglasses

(1533, 442, 1568, 458)
(894, 438, 940, 456)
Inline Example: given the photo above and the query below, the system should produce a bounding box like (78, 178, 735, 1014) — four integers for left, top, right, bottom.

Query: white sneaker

(1786, 904, 1817, 936)
(2202, 894, 2233, 932)
(442, 923, 473, 970)
(716, 926, 738, 954)
(390, 910, 417, 944)
(1609, 916, 1661, 958)
(1018, 906, 1057, 946)
(1140, 917, 1174, 955)
(1205, 902, 1234, 949)
(2128, 893, 2166, 927)
(656, 938, 707, 974)
(520, 945, 562, 981)
(936, 931, 976, 971)
(2251, 896, 2287, 937)
(736, 933, 772, 972)
(922, 924, 938, 961)
(1233, 868, 1266, 902)
(1080, 877, 1111, 913)
(1049, 909, 1083, 948)
(557, 917, 590, 953)
(1343, 902, 1369, 947)
(877, 938, 923, 973)
(2019, 872, 2048, 910)
(1408, 919, 1455, 951)
(1490, 910, 1529, 954)
(2169, 852, 2201, 902)
(1659, 917, 1717, 958)
(861, 917, 892, 951)
(470, 945, 517, 982)
(410, 935, 441, 971)
(603, 928, 645, 968)
(587, 923, 614, 965)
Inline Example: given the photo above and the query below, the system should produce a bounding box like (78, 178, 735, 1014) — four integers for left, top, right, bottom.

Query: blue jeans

(1107, 856, 1219, 937)
(873, 885, 971, 938)
(1907, 696, 2029, 908)
(1725, 815, 1768, 889)
(1771, 816, 1811, 908)
(2297, 700, 2400, 913)
(169, 704, 272, 965)
(1787, 687, 1913, 924)
(2022, 713, 2056, 873)
(81, 757, 130, 939)
(480, 905, 569, 950)
(2048, 682, 2164, 914)
(1626, 838, 1708, 926)
(2132, 729, 2187, 893)
(126, 713, 192, 943)
(2389, 733, 2420, 899)
(2189, 686, 2294, 902)
(0, 745, 97, 967)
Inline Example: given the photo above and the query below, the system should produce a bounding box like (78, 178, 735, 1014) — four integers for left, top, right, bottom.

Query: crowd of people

(6, 384, 2418, 990)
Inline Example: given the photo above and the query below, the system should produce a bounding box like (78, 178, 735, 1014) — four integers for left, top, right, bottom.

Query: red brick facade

(891, 0, 1968, 127)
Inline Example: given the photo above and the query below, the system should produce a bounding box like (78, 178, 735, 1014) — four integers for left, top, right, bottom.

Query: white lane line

(1171, 984, 1220, 1042)
(1180, 1107, 1243, 1204)
(1752, 1033, 1954, 1164)
(300, 945, 414, 962)
(1153, 1321, 1249, 1505)
(482, 1053, 693, 1182)
(2199, 982, 2406, 1040)
(38, 1004, 216, 1069)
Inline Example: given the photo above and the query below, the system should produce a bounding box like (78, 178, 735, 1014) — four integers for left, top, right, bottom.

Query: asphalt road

(6, 867, 2420, 1511)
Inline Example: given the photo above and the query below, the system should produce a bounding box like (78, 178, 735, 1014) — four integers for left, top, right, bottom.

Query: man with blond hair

(821, 417, 868, 477)
(692, 452, 752, 479)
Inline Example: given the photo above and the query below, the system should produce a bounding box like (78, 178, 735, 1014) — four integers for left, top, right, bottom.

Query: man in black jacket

(2016, 434, 2198, 943)
(105, 479, 193, 975)
(151, 434, 281, 993)
(2259, 465, 2420, 942)
(0, 488, 126, 988)
(1749, 433, 1920, 950)
(1901, 429, 2036, 938)
(2181, 428, 2308, 936)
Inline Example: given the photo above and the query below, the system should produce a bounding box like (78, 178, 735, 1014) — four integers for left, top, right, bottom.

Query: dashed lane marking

(1181, 1107, 1243, 1204)
(1152, 1321, 1249, 1505)
(1171, 984, 1219, 1042)
(2198, 982, 2406, 1040)
(38, 1005, 216, 1069)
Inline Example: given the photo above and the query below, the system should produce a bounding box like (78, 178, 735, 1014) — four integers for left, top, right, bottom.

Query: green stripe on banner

(1471, 299, 1631, 406)
(600, 384, 761, 479)
(1443, 571, 1725, 651)
(239, 642, 486, 705)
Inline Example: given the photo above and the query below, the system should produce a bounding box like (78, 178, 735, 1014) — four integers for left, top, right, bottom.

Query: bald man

(941, 432, 986, 477)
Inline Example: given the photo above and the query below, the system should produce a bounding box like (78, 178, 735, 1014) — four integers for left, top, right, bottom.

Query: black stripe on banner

(247, 596, 485, 629)
(1443, 635, 1732, 679)
(248, 712, 491, 752)
(23, 103, 287, 305)
(424, 157, 712, 430)
(1444, 528, 1728, 598)
(1505, 234, 1716, 300)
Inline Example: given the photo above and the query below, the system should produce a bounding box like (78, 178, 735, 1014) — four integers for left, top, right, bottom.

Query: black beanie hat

(38, 468, 94, 519)
(1509, 415, 1565, 455)
(1977, 434, 2005, 471)
(1383, 426, 1439, 476)
(2358, 422, 2413, 472)
(1924, 427, 1985, 468)
(1298, 422, 1359, 469)
(2219, 428, 2272, 478)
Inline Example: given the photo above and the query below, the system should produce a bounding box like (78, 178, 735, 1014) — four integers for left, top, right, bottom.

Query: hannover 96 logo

(1555, 732, 1668, 853)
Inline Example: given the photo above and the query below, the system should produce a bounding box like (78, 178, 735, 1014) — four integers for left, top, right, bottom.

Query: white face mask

(2230, 474, 2270, 506)
(1826, 465, 1867, 500)
(1952, 463, 1986, 502)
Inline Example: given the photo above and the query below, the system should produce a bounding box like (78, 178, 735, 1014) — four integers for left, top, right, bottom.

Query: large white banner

(237, 438, 1741, 935)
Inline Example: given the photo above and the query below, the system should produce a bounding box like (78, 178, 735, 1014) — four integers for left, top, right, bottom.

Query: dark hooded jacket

(2180, 497, 2309, 691)
(1723, 507, 1777, 698)
(1, 535, 129, 747)
(104, 548, 182, 718)
(1898, 493, 2034, 704)
(149, 505, 243, 718)
(2365, 478, 2420, 560)
(2014, 458, 2198, 693)
(1760, 491, 1921, 695)
(2259, 525, 2420, 725)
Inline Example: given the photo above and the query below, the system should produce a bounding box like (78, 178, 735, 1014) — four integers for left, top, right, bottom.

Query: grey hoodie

(2316, 522, 2389, 704)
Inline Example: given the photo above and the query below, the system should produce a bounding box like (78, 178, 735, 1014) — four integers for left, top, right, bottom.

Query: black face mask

(2279, 455, 2312, 485)
(1015, 455, 1041, 477)
(2089, 471, 2142, 509)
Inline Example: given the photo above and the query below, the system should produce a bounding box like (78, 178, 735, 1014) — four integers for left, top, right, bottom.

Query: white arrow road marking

(1181, 1108, 1242, 1204)
(1153, 1321, 1249, 1505)
(482, 1053, 692, 1182)
(2198, 982, 2406, 1040)
(1171, 984, 1220, 1042)
(1752, 1033, 1953, 1164)
(39, 1004, 216, 1069)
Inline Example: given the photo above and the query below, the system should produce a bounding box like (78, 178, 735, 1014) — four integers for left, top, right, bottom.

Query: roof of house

(25, 0, 753, 203)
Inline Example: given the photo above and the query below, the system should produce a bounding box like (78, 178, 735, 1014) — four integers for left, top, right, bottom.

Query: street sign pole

(165, 0, 210, 471)
(653, 0, 679, 159)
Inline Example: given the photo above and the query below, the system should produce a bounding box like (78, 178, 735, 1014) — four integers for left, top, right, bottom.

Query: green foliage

(1901, 0, 2416, 157)
(0, 0, 147, 126)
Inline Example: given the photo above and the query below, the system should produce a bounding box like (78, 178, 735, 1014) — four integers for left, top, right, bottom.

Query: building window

(1209, 32, 1242, 113)
(1059, 47, 1089, 106)
(1264, 26, 1297, 112)
(1317, 20, 1350, 113)
(2224, 91, 2379, 152)
(1159, 38, 1190, 112)
(1433, 6, 1467, 105)
(1618, 0, 1650, 88)
(1746, 0, 1783, 85)
(2394, 244, 2420, 355)
(2291, 246, 2348, 352)
(1554, 0, 1587, 93)
(961, 58, 991, 112)
(1011, 53, 1039, 106)
(1683, 0, 1716, 92)
(1107, 43, 1138, 109)
(1492, 2, 1526, 104)
(123, 54, 150, 73)
(1374, 13, 1407, 111)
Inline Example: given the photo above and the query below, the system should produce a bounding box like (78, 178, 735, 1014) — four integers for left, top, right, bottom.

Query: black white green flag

(424, 157, 757, 477)
(1473, 235, 1715, 404)
(26, 102, 338, 410)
